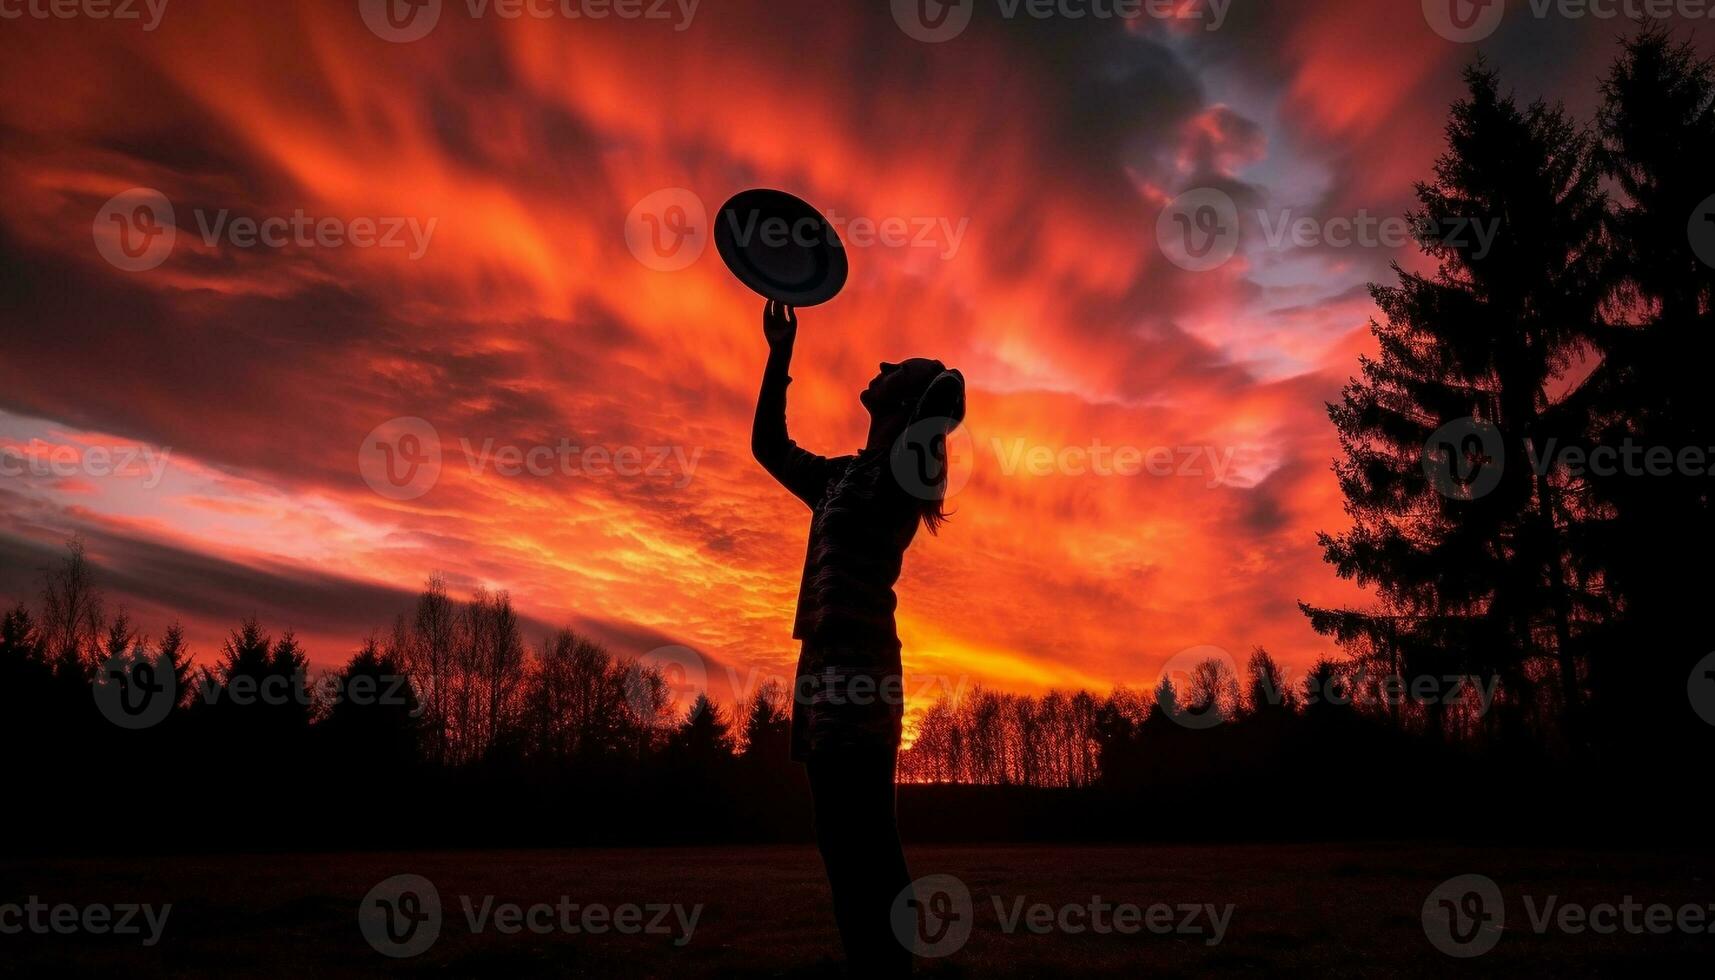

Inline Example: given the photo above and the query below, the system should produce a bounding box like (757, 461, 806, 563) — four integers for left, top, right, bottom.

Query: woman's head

(863, 358, 967, 533)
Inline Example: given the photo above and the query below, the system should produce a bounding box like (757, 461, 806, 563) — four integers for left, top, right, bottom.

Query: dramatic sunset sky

(1, 1, 1703, 706)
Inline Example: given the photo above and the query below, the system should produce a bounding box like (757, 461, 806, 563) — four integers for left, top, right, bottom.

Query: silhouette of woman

(751, 299, 966, 975)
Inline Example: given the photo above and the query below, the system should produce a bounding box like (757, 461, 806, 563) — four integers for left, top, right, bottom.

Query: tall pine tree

(1303, 65, 1609, 750)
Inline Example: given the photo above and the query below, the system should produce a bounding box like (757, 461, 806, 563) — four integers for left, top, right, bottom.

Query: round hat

(714, 188, 848, 307)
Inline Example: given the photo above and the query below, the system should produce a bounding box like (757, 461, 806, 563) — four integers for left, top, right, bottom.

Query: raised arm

(752, 300, 837, 508)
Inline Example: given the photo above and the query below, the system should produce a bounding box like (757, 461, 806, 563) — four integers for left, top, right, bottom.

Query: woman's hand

(763, 299, 798, 351)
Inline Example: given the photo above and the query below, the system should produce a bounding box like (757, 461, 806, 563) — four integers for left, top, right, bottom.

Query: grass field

(4, 843, 1712, 976)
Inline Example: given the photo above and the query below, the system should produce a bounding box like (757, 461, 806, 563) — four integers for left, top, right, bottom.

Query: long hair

(900, 367, 967, 535)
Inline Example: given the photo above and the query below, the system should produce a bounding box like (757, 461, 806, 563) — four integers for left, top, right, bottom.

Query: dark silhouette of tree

(659, 693, 737, 838)
(1090, 686, 1149, 791)
(667, 692, 734, 759)
(1300, 658, 1358, 727)
(202, 619, 312, 733)
(1580, 28, 1715, 766)
(154, 621, 197, 712)
(738, 678, 791, 765)
(524, 626, 643, 763)
(406, 573, 458, 766)
(1244, 647, 1291, 716)
(1143, 676, 1181, 732)
(39, 538, 104, 683)
(99, 609, 139, 674)
(1183, 656, 1240, 724)
(318, 636, 421, 773)
(1, 603, 49, 682)
(1303, 63, 1609, 751)
(901, 696, 959, 783)
(460, 587, 526, 763)
(897, 685, 1103, 787)
(0, 604, 53, 766)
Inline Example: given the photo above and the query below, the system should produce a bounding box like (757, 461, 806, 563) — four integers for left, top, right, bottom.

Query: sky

(1, 0, 1707, 708)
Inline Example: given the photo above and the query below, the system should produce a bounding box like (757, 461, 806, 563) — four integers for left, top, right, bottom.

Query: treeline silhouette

(1302, 29, 1715, 801)
(1, 540, 1668, 850)
(4, 544, 820, 849)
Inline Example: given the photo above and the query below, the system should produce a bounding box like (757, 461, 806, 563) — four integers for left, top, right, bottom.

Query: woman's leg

(808, 743, 912, 975)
